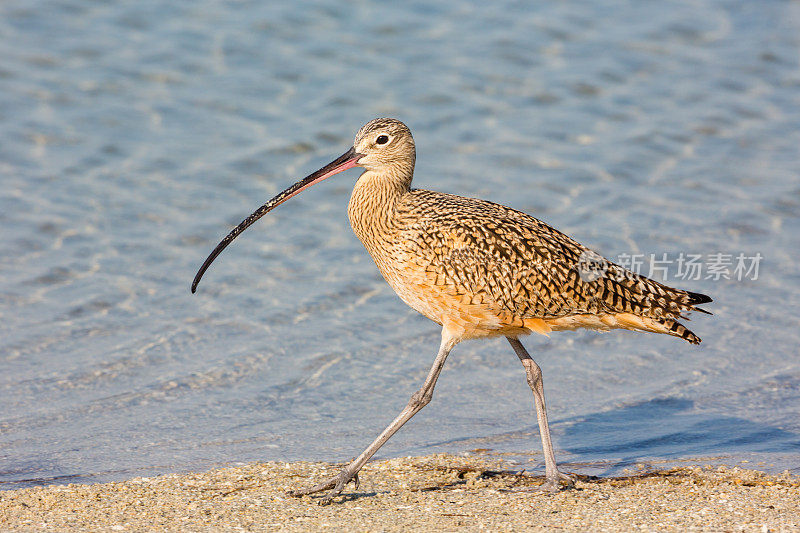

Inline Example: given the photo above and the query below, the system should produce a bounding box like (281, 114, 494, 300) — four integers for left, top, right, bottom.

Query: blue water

(1, 0, 799, 489)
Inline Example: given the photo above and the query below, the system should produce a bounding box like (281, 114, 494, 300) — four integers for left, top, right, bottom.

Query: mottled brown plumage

(347, 119, 710, 345)
(192, 117, 712, 503)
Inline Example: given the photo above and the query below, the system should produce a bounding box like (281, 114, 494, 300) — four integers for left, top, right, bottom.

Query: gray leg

(507, 336, 574, 491)
(289, 329, 459, 504)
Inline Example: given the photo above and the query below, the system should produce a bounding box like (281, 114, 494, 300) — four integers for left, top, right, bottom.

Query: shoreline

(1, 454, 798, 531)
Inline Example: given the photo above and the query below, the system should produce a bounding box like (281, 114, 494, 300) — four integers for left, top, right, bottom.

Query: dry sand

(1, 454, 798, 532)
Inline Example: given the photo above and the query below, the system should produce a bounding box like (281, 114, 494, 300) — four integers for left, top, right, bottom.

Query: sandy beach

(1, 454, 797, 532)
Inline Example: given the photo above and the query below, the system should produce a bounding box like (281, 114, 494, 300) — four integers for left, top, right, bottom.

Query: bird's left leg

(288, 329, 458, 504)
(507, 336, 574, 492)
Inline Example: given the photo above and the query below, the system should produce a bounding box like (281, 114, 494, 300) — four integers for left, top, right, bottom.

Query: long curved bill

(191, 147, 362, 293)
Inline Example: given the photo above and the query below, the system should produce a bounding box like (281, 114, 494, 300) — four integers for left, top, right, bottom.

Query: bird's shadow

(553, 397, 800, 477)
(426, 396, 800, 478)
(307, 491, 381, 505)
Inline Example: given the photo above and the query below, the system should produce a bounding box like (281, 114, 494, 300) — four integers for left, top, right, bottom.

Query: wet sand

(1, 454, 797, 532)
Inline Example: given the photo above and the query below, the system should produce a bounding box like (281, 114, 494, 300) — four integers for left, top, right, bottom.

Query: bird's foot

(509, 470, 575, 494)
(536, 471, 575, 493)
(287, 468, 360, 505)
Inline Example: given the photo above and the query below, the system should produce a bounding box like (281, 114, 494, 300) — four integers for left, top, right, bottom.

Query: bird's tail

(598, 263, 712, 344)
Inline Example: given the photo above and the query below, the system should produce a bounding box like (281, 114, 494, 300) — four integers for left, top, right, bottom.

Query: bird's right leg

(288, 329, 458, 504)
(507, 336, 574, 492)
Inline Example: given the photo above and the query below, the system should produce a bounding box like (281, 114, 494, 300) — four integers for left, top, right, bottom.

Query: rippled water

(1, 0, 799, 489)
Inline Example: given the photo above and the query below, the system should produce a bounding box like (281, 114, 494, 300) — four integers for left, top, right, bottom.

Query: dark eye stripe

(376, 135, 389, 145)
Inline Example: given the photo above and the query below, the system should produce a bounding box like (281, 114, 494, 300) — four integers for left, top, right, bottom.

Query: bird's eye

(375, 134, 390, 145)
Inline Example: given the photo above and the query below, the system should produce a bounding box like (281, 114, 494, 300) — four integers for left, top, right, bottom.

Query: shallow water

(1, 0, 799, 489)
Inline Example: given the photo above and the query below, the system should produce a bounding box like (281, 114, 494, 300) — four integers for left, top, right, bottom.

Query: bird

(192, 118, 712, 504)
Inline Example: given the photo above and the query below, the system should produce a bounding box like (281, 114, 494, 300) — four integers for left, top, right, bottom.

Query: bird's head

(352, 118, 416, 173)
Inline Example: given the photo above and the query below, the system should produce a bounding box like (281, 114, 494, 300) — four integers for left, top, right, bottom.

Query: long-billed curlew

(192, 118, 712, 503)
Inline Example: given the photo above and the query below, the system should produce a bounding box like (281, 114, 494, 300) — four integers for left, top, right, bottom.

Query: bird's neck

(347, 167, 412, 250)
